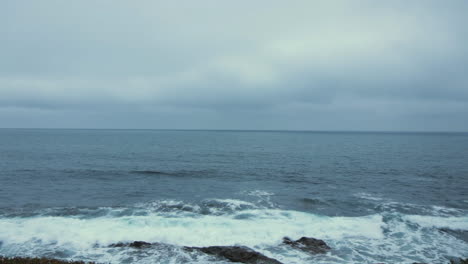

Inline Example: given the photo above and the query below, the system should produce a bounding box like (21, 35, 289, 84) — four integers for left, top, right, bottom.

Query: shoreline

(2, 237, 467, 264)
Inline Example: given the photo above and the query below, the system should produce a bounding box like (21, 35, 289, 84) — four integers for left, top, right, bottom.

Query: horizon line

(0, 127, 467, 134)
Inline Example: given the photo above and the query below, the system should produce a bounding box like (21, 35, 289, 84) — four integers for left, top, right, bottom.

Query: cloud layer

(1, 0, 467, 130)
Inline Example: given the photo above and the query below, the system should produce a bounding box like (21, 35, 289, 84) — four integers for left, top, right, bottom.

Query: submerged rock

(109, 241, 153, 248)
(186, 246, 283, 264)
(282, 237, 331, 254)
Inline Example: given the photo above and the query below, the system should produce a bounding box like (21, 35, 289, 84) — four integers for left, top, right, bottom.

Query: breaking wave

(0, 198, 467, 264)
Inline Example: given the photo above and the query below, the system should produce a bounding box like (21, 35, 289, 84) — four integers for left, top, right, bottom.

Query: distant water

(0, 129, 467, 264)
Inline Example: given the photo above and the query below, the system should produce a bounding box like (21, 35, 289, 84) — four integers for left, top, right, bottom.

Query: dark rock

(282, 237, 331, 254)
(128, 241, 152, 248)
(109, 241, 153, 249)
(0, 256, 95, 264)
(109, 242, 126, 247)
(450, 258, 468, 264)
(185, 246, 283, 264)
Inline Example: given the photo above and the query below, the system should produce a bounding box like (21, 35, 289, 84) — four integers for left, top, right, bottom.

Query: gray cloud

(0, 0, 467, 130)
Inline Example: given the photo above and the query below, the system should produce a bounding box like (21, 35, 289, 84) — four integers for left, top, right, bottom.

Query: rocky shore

(1, 237, 467, 264)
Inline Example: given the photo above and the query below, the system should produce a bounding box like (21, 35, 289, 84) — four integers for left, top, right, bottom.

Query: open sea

(0, 129, 467, 264)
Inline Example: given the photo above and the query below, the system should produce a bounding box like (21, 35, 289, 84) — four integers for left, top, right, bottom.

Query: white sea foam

(404, 214, 468, 230)
(1, 200, 468, 264)
(241, 190, 276, 208)
(210, 199, 256, 209)
(243, 190, 274, 197)
(0, 209, 383, 250)
(430, 205, 465, 216)
(135, 199, 202, 214)
(353, 192, 384, 201)
(204, 199, 257, 215)
(376, 200, 467, 218)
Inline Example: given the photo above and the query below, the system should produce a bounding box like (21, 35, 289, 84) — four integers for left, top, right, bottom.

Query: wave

(404, 215, 468, 230)
(353, 192, 385, 201)
(0, 198, 467, 264)
(12, 168, 217, 179)
(130, 170, 171, 175)
(0, 210, 384, 249)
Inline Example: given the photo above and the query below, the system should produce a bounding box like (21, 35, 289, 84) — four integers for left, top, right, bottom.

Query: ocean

(0, 129, 467, 264)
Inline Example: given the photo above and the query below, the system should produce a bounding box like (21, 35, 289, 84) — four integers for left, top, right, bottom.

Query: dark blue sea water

(0, 129, 467, 263)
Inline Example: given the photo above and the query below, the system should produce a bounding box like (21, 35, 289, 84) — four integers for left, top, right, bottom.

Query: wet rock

(109, 241, 153, 248)
(186, 246, 283, 264)
(282, 237, 331, 254)
(450, 258, 468, 264)
(0, 256, 95, 264)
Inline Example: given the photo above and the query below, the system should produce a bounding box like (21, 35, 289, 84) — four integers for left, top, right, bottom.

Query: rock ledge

(185, 246, 283, 264)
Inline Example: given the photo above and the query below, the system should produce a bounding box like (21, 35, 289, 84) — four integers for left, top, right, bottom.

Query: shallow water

(0, 129, 467, 263)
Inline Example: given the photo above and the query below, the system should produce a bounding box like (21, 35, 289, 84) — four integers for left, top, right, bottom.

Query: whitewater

(1, 129, 467, 263)
(1, 196, 467, 263)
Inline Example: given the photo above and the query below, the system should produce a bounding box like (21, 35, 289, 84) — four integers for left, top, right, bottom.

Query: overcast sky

(1, 1, 467, 131)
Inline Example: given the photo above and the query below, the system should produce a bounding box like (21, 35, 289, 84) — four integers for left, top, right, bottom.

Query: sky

(1, 0, 467, 131)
